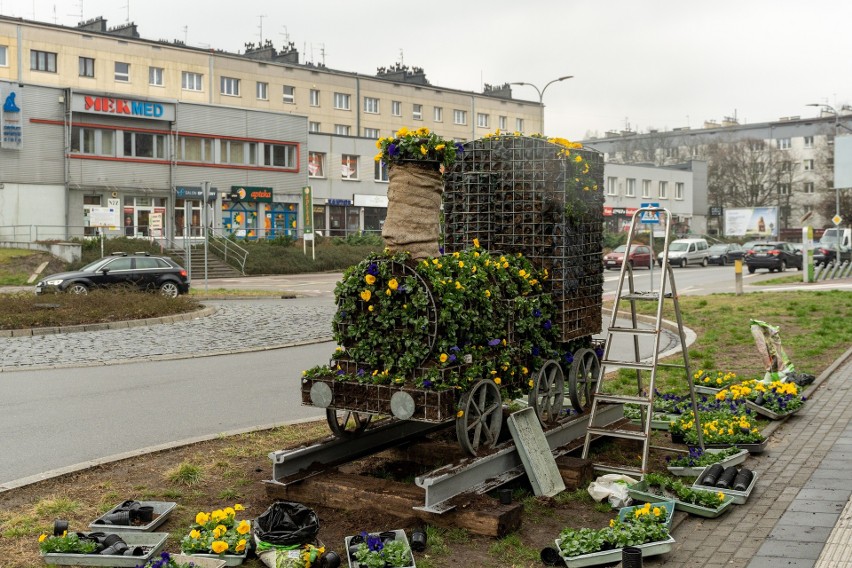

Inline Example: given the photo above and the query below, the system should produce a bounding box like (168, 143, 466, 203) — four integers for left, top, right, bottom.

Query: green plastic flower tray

(745, 400, 803, 420)
(627, 480, 735, 518)
(170, 555, 227, 568)
(692, 468, 758, 505)
(554, 535, 675, 568)
(344, 529, 416, 568)
(694, 385, 722, 396)
(666, 448, 749, 477)
(704, 440, 767, 454)
(89, 500, 176, 531)
(40, 531, 168, 566)
(617, 499, 676, 531)
(186, 550, 247, 567)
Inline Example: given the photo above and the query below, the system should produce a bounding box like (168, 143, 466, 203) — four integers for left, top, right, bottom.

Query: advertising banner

(1, 85, 23, 150)
(724, 207, 778, 238)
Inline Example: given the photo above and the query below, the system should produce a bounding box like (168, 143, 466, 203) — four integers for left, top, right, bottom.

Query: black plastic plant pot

(321, 550, 341, 568)
(715, 466, 739, 489)
(671, 432, 685, 444)
(410, 528, 427, 552)
(733, 468, 754, 491)
(622, 546, 643, 568)
(499, 488, 513, 505)
(540, 547, 562, 566)
(702, 463, 725, 486)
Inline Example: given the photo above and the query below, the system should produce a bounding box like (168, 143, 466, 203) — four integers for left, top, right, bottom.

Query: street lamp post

(806, 102, 846, 261)
(510, 75, 573, 135)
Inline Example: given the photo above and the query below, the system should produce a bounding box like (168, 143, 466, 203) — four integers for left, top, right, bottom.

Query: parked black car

(707, 243, 745, 266)
(35, 253, 190, 297)
(812, 244, 852, 267)
(744, 242, 803, 273)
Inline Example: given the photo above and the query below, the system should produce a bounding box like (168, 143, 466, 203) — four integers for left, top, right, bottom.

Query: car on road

(603, 244, 654, 270)
(657, 238, 710, 267)
(744, 242, 803, 273)
(707, 243, 745, 266)
(35, 253, 190, 297)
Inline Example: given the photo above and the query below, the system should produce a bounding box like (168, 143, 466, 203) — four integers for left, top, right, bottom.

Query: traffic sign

(639, 202, 660, 224)
(833, 214, 843, 226)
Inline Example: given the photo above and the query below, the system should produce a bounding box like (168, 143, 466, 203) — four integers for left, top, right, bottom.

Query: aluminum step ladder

(581, 206, 704, 475)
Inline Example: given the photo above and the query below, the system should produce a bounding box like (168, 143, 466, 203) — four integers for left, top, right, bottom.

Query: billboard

(836, 135, 852, 189)
(724, 207, 779, 238)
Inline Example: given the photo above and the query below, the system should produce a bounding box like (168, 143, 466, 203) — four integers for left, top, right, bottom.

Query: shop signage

(709, 206, 723, 217)
(302, 187, 313, 235)
(354, 194, 389, 208)
(71, 93, 176, 121)
(328, 198, 352, 206)
(1, 86, 23, 150)
(229, 186, 273, 203)
(603, 206, 637, 217)
(176, 186, 204, 199)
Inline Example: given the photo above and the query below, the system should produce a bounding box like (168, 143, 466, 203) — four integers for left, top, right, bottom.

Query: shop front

(603, 206, 638, 232)
(222, 185, 298, 239)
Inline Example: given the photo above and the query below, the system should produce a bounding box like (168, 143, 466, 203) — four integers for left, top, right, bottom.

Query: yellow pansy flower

(211, 509, 226, 522)
(39, 534, 47, 542)
(365, 274, 376, 285)
(190, 529, 201, 539)
(235, 539, 247, 553)
(388, 278, 399, 290)
(457, 410, 464, 417)
(223, 507, 235, 517)
(440, 353, 448, 363)
(211, 541, 229, 554)
(195, 512, 210, 525)
(473, 238, 480, 248)
(435, 143, 445, 151)
(360, 290, 371, 302)
(420, 144, 428, 155)
(237, 520, 251, 535)
(396, 127, 410, 137)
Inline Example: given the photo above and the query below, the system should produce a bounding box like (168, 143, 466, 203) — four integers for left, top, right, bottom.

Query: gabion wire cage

(443, 135, 605, 342)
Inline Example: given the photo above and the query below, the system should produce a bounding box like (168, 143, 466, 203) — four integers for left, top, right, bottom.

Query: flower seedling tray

(89, 500, 176, 531)
(705, 440, 767, 454)
(745, 400, 803, 420)
(666, 448, 749, 477)
(344, 529, 416, 568)
(618, 499, 676, 531)
(692, 468, 758, 505)
(627, 480, 735, 518)
(170, 555, 227, 568)
(694, 385, 722, 396)
(40, 531, 168, 567)
(554, 535, 675, 568)
(629, 413, 676, 431)
(187, 550, 248, 567)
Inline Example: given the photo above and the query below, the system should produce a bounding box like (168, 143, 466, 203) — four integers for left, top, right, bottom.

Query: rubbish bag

(254, 501, 320, 547)
(587, 474, 639, 508)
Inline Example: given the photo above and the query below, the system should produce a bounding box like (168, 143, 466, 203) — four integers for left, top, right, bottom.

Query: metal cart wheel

(528, 359, 565, 425)
(326, 409, 373, 438)
(568, 348, 600, 412)
(456, 379, 503, 456)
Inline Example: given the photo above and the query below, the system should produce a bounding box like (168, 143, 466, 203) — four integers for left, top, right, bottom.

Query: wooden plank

(264, 471, 522, 537)
(555, 456, 594, 490)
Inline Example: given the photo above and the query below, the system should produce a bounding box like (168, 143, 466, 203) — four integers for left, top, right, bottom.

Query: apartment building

(0, 14, 542, 240)
(584, 114, 852, 231)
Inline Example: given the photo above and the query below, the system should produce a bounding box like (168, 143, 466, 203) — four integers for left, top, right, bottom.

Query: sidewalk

(648, 350, 852, 568)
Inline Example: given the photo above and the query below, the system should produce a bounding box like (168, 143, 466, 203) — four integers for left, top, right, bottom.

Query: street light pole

(510, 75, 573, 135)
(806, 103, 843, 260)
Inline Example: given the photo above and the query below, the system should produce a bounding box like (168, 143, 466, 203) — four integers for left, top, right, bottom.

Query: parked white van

(657, 238, 710, 267)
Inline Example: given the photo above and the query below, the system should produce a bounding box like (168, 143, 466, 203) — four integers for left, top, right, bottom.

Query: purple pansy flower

(488, 338, 501, 347)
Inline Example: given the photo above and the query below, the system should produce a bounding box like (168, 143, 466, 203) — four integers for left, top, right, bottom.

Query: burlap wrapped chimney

(382, 161, 443, 260)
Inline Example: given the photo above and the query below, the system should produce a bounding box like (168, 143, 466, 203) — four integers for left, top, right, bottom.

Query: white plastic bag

(587, 473, 639, 508)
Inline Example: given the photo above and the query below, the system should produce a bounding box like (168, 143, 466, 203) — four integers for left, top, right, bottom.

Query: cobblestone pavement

(0, 298, 336, 371)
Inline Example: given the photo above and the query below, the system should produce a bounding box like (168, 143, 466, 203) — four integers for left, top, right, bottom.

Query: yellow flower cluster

(632, 501, 666, 519)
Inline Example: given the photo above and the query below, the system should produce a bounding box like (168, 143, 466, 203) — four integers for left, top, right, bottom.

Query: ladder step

(620, 291, 673, 301)
(607, 326, 658, 336)
(600, 360, 655, 370)
(593, 393, 652, 405)
(586, 427, 649, 441)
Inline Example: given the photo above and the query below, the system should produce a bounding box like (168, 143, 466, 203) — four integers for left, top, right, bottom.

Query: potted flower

(666, 445, 749, 476)
(672, 409, 766, 452)
(137, 551, 227, 568)
(346, 530, 414, 568)
(181, 504, 251, 565)
(38, 532, 98, 555)
(693, 369, 742, 394)
(714, 379, 805, 419)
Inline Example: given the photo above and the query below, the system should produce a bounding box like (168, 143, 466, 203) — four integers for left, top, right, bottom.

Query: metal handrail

(207, 227, 249, 275)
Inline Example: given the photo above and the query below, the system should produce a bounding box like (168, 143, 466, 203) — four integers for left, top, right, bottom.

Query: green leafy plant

(557, 502, 669, 558)
(352, 533, 412, 568)
(180, 504, 251, 556)
(667, 446, 742, 468)
(38, 532, 98, 554)
(643, 473, 728, 509)
(375, 126, 463, 169)
(714, 379, 805, 415)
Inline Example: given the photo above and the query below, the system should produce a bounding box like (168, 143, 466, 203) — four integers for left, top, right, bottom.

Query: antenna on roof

(319, 43, 326, 66)
(399, 48, 404, 66)
(280, 25, 289, 44)
(121, 0, 130, 22)
(182, 25, 187, 44)
(258, 14, 267, 44)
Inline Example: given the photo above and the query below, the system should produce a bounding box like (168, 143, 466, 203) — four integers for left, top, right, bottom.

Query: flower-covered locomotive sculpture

(302, 133, 606, 455)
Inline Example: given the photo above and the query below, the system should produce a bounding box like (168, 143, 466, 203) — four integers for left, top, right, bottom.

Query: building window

(606, 177, 617, 196)
(221, 140, 257, 165)
(334, 92, 351, 110)
(123, 131, 166, 159)
(79, 57, 95, 77)
(256, 82, 268, 100)
(625, 178, 636, 197)
(178, 136, 213, 162)
(803, 159, 814, 171)
(780, 160, 791, 173)
(778, 138, 791, 150)
(114, 61, 130, 82)
(658, 181, 668, 199)
(83, 194, 103, 236)
(70, 126, 114, 156)
(642, 179, 651, 198)
(310, 89, 320, 106)
(335, 124, 351, 136)
(0, 45, 7, 67)
(309, 121, 321, 133)
(803, 136, 814, 148)
(263, 143, 297, 168)
(778, 183, 791, 196)
(308, 152, 325, 178)
(149, 66, 164, 86)
(364, 127, 380, 139)
(804, 182, 815, 194)
(283, 85, 295, 104)
(803, 204, 814, 215)
(434, 107, 443, 122)
(182, 71, 203, 91)
(477, 113, 489, 128)
(391, 101, 401, 116)
(413, 104, 423, 120)
(30, 49, 57, 72)
(516, 118, 524, 132)
(748, 140, 765, 152)
(364, 97, 379, 114)
(221, 76, 240, 96)
(375, 159, 389, 182)
(675, 182, 684, 200)
(341, 155, 358, 180)
(453, 109, 467, 125)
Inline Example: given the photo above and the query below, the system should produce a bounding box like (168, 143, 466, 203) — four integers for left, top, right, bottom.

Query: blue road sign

(640, 202, 660, 224)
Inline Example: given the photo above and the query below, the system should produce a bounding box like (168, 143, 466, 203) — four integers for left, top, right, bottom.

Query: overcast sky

(3, 0, 851, 140)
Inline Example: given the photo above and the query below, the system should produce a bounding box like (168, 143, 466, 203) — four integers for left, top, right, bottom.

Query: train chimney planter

(382, 161, 443, 260)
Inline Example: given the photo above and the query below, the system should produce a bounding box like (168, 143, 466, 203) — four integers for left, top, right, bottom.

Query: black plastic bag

(254, 501, 320, 546)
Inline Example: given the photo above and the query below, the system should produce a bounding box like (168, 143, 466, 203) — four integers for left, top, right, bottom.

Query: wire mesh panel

(444, 135, 605, 342)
